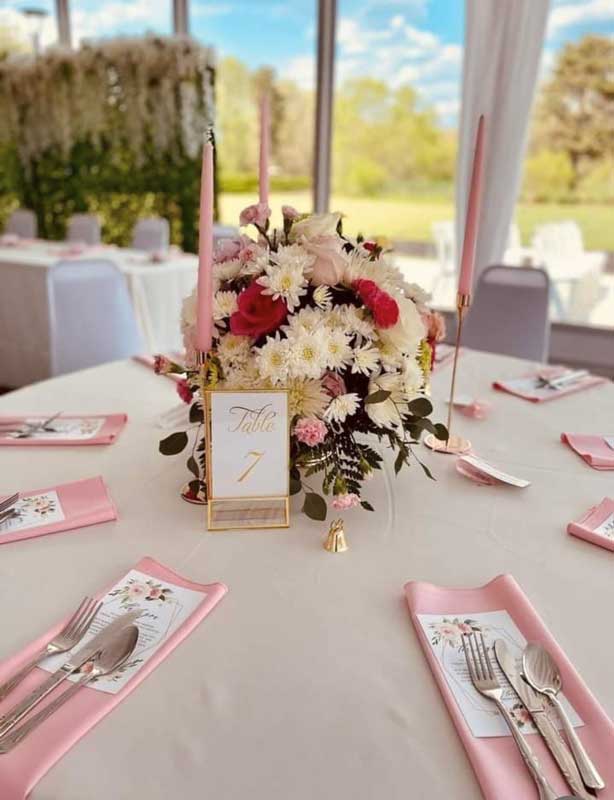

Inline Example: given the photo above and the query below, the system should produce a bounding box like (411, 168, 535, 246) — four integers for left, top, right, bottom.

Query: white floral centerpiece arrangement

(157, 204, 447, 520)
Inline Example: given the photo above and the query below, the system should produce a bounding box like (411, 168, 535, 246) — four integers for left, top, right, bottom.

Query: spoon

(523, 643, 605, 791)
(0, 624, 139, 753)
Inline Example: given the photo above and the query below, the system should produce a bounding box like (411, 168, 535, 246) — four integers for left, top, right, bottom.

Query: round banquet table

(0, 350, 612, 800)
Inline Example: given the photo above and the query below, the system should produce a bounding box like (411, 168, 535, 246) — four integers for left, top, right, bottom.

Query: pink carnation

(239, 202, 271, 229)
(154, 355, 171, 375)
(176, 378, 193, 405)
(332, 493, 361, 510)
(294, 417, 327, 447)
(282, 205, 300, 221)
(321, 371, 346, 398)
(215, 238, 241, 263)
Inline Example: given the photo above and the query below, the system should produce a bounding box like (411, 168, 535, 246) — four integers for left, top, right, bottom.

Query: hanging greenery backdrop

(0, 36, 216, 251)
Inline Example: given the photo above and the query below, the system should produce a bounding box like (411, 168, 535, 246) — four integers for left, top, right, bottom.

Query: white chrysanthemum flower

(290, 212, 341, 241)
(241, 250, 269, 277)
(324, 393, 360, 424)
(378, 295, 425, 358)
(365, 372, 408, 429)
(402, 358, 424, 399)
(404, 282, 431, 306)
(334, 305, 374, 341)
(288, 330, 328, 379)
(216, 333, 250, 368)
(378, 339, 404, 372)
(282, 307, 325, 336)
(213, 290, 238, 321)
(255, 335, 290, 384)
(213, 258, 242, 285)
(324, 330, 353, 370)
(287, 378, 329, 418)
(343, 249, 406, 294)
(351, 343, 381, 376)
(221, 361, 267, 391)
(313, 285, 333, 311)
(257, 264, 309, 309)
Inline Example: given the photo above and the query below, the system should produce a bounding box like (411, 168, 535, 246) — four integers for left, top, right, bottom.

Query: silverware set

(0, 596, 140, 752)
(536, 370, 589, 391)
(462, 632, 604, 799)
(0, 412, 63, 439)
(0, 492, 20, 525)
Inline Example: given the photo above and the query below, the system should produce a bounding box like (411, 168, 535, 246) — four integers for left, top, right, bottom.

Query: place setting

(0, 413, 127, 446)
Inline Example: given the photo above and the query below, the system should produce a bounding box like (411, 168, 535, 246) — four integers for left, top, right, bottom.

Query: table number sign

(205, 389, 290, 530)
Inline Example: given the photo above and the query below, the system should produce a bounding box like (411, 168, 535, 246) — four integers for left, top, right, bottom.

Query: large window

(512, 5, 614, 327)
(190, 0, 316, 231)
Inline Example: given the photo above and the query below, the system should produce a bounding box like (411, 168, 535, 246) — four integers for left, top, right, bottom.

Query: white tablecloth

(0, 242, 198, 387)
(0, 350, 612, 799)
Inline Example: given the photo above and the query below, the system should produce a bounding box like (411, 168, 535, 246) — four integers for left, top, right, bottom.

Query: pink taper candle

(196, 137, 214, 353)
(458, 114, 485, 297)
(259, 94, 270, 207)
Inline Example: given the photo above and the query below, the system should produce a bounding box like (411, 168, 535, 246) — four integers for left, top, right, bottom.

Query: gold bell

(324, 518, 348, 553)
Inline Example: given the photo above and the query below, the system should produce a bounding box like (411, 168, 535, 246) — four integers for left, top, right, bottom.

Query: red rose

(176, 378, 193, 405)
(363, 241, 377, 252)
(229, 281, 288, 338)
(353, 279, 399, 329)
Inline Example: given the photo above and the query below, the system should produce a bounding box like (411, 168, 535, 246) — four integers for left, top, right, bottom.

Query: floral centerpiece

(157, 204, 447, 520)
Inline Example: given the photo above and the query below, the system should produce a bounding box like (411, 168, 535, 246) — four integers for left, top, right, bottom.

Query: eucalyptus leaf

(289, 477, 302, 496)
(189, 403, 204, 424)
(302, 492, 327, 521)
(187, 456, 199, 478)
(434, 423, 448, 440)
(360, 500, 374, 511)
(394, 450, 406, 475)
(159, 431, 188, 455)
(365, 389, 391, 405)
(407, 397, 433, 417)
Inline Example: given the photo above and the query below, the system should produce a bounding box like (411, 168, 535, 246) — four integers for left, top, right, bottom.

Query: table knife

(0, 610, 141, 738)
(494, 640, 593, 800)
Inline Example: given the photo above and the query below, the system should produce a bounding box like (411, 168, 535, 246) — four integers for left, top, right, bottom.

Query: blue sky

(2, 0, 614, 126)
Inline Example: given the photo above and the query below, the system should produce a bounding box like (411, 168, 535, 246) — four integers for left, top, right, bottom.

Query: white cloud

(192, 4, 235, 18)
(548, 0, 614, 36)
(72, 0, 169, 43)
(285, 54, 315, 90)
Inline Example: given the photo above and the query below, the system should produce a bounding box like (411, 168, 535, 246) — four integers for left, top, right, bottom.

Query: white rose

(181, 288, 197, 328)
(378, 295, 425, 357)
(291, 212, 341, 241)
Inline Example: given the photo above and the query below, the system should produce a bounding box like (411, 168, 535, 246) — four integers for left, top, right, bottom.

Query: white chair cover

(67, 214, 101, 245)
(131, 217, 170, 252)
(5, 209, 37, 239)
(462, 265, 550, 362)
(47, 260, 144, 376)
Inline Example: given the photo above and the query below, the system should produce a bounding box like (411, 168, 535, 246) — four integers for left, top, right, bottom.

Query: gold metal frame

(204, 388, 291, 531)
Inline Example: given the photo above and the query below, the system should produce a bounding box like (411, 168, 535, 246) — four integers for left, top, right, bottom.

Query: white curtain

(456, 0, 551, 287)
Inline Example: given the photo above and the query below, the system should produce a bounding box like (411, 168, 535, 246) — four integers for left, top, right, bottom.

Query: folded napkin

(0, 477, 116, 546)
(568, 497, 614, 552)
(0, 556, 227, 800)
(0, 414, 127, 446)
(404, 574, 614, 799)
(561, 433, 614, 470)
(493, 369, 605, 403)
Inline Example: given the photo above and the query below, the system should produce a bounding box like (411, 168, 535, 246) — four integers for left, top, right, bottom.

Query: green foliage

(522, 150, 575, 203)
(576, 158, 614, 203)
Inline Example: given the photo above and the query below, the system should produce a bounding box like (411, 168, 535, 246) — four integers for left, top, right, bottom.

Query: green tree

(530, 35, 614, 182)
(522, 150, 575, 202)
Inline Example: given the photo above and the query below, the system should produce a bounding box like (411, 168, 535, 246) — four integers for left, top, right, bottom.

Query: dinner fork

(0, 596, 101, 702)
(0, 493, 19, 515)
(462, 633, 559, 800)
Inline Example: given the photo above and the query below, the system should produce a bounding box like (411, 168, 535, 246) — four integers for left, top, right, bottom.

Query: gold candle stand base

(424, 432, 471, 455)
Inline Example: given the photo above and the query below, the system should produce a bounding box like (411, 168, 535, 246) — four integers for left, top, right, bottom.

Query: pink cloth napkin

(561, 433, 614, 470)
(493, 369, 606, 403)
(568, 497, 614, 552)
(0, 414, 127, 447)
(404, 574, 614, 799)
(0, 477, 116, 546)
(0, 556, 227, 800)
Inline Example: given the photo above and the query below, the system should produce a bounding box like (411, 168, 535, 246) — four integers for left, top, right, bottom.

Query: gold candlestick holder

(424, 292, 472, 455)
(180, 350, 214, 505)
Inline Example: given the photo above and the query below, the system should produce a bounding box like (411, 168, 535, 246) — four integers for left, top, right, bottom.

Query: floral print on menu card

(0, 491, 65, 535)
(8, 417, 105, 440)
(39, 569, 205, 695)
(417, 610, 583, 738)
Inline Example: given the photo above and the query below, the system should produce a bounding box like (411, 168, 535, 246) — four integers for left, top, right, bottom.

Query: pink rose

(282, 205, 300, 221)
(294, 417, 327, 447)
(154, 355, 171, 375)
(127, 582, 148, 600)
(215, 238, 241, 262)
(321, 371, 346, 398)
(238, 235, 263, 264)
(148, 587, 163, 599)
(332, 493, 360, 510)
(421, 310, 446, 343)
(229, 280, 288, 338)
(176, 378, 193, 405)
(302, 235, 346, 285)
(239, 202, 271, 229)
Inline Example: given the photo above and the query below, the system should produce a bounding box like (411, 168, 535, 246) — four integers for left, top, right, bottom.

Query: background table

(0, 350, 612, 799)
(0, 241, 197, 387)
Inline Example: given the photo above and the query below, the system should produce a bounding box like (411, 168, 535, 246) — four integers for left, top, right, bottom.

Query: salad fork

(0, 596, 101, 702)
(0, 493, 19, 515)
(462, 632, 559, 800)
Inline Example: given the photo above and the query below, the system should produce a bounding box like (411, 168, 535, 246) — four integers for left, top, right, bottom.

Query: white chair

(462, 265, 550, 362)
(47, 260, 144, 376)
(431, 221, 457, 299)
(531, 221, 605, 322)
(131, 217, 170, 252)
(67, 213, 101, 246)
(5, 209, 37, 239)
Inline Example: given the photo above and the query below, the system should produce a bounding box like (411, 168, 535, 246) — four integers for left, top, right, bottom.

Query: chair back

(462, 265, 550, 362)
(131, 216, 170, 252)
(6, 209, 37, 239)
(47, 259, 143, 376)
(532, 221, 584, 263)
(67, 214, 101, 245)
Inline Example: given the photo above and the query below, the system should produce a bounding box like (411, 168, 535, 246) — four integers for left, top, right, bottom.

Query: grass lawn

(220, 191, 614, 251)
